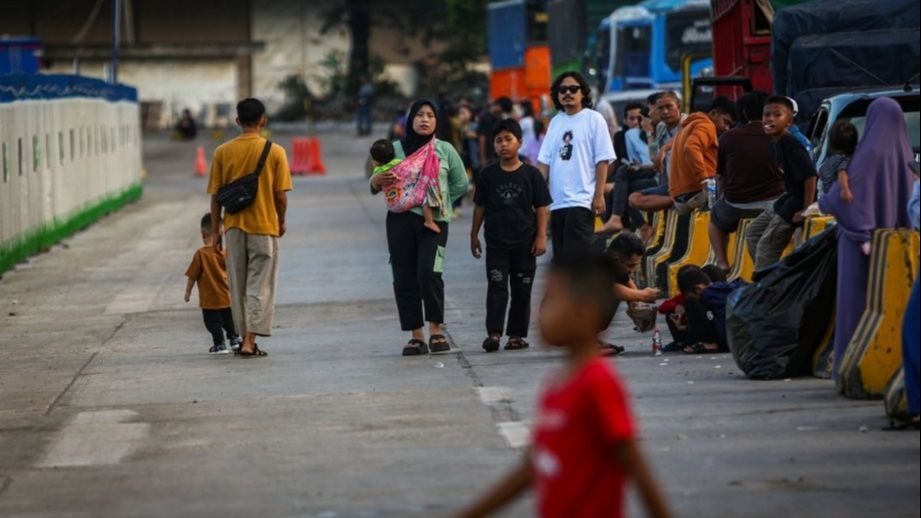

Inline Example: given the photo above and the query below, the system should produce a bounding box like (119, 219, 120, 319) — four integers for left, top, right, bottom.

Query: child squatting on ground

(370, 139, 442, 234)
(458, 252, 671, 518)
(819, 120, 857, 202)
(184, 213, 241, 354)
(470, 118, 552, 352)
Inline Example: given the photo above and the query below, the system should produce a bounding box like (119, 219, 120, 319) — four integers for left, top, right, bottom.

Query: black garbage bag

(726, 227, 838, 380)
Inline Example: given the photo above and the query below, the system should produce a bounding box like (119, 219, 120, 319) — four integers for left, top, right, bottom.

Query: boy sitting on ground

(660, 265, 735, 353)
(184, 213, 241, 354)
(676, 265, 720, 355)
(458, 252, 671, 518)
(470, 119, 552, 352)
(370, 139, 441, 234)
(676, 265, 747, 355)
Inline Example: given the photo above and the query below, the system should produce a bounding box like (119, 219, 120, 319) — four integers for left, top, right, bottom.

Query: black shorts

(710, 198, 766, 233)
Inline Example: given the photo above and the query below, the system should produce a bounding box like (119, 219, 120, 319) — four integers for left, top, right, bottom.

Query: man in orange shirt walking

(207, 98, 293, 357)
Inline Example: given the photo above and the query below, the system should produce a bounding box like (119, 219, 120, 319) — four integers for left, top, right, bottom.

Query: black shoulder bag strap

(254, 140, 273, 176)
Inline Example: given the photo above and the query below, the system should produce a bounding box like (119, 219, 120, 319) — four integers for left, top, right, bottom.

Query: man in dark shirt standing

(708, 91, 785, 271)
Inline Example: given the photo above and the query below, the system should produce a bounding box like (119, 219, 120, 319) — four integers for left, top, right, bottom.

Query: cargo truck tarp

(787, 29, 921, 98)
(771, 0, 921, 97)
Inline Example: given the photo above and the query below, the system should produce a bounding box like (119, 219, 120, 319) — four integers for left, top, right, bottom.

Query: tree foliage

(321, 0, 489, 94)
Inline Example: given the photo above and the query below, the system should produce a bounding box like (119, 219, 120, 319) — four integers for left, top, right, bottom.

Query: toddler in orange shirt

(184, 213, 240, 354)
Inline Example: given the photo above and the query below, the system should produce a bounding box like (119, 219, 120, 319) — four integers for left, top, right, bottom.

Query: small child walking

(818, 120, 857, 202)
(370, 139, 442, 234)
(470, 119, 552, 352)
(458, 252, 671, 518)
(184, 213, 240, 354)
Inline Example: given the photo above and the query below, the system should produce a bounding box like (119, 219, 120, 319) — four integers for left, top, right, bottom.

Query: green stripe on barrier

(0, 182, 143, 275)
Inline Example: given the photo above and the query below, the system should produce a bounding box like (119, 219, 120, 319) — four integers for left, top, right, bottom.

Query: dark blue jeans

(357, 104, 372, 135)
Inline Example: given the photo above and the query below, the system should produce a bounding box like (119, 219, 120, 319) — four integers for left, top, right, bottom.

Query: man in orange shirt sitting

(667, 97, 737, 215)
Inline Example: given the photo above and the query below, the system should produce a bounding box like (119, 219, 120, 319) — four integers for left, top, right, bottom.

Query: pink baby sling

(383, 139, 445, 215)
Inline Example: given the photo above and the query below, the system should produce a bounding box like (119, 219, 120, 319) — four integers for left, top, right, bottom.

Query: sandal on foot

(402, 339, 428, 356)
(882, 417, 921, 431)
(600, 341, 625, 356)
(683, 342, 717, 355)
(429, 334, 450, 353)
(239, 344, 267, 357)
(482, 336, 501, 353)
(505, 338, 530, 351)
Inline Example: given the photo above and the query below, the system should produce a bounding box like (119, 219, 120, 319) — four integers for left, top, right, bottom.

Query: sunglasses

(557, 85, 581, 95)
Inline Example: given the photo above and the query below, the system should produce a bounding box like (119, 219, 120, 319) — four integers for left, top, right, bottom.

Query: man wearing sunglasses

(537, 72, 616, 259)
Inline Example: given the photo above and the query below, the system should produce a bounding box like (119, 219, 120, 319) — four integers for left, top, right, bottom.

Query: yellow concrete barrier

(812, 306, 836, 379)
(884, 369, 909, 420)
(728, 218, 756, 282)
(667, 210, 711, 295)
(804, 216, 835, 241)
(644, 210, 679, 289)
(648, 210, 667, 252)
(838, 229, 920, 399)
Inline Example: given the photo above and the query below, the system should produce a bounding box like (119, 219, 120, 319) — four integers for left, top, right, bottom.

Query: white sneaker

(209, 344, 231, 354)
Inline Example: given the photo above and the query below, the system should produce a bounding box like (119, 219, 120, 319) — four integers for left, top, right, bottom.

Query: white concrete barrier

(0, 74, 142, 274)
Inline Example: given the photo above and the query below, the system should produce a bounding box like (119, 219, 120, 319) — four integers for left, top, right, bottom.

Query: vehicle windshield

(838, 96, 921, 154)
(615, 24, 651, 80)
(593, 26, 611, 92)
(664, 8, 712, 71)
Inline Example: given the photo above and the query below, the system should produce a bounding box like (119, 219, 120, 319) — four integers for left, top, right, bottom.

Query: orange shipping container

(490, 45, 551, 114)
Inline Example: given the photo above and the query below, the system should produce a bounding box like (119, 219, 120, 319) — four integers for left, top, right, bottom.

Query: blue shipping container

(0, 37, 42, 75)
(488, 0, 527, 70)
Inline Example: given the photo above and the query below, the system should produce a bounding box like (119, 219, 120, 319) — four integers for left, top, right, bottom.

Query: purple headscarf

(820, 97, 915, 242)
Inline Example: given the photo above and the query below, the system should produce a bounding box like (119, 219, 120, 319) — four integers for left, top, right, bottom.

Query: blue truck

(587, 0, 712, 94)
(0, 37, 41, 75)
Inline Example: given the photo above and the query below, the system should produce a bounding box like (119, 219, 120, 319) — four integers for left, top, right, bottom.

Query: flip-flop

(505, 338, 530, 351)
(429, 334, 451, 353)
(683, 342, 718, 355)
(482, 337, 501, 353)
(600, 342, 625, 356)
(402, 339, 428, 356)
(239, 344, 267, 357)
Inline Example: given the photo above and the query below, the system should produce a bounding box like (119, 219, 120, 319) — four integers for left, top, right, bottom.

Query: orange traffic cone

(195, 146, 208, 177)
(305, 137, 326, 175)
(290, 137, 310, 176)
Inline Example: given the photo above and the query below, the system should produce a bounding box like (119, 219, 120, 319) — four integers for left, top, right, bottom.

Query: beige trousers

(224, 228, 279, 337)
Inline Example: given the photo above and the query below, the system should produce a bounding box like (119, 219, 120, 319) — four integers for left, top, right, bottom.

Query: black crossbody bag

(216, 140, 273, 214)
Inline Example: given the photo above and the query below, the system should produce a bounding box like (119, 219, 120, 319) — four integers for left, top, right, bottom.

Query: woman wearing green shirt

(370, 99, 469, 356)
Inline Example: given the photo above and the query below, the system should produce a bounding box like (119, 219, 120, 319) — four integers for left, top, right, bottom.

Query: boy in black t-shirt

(745, 96, 818, 271)
(471, 119, 553, 352)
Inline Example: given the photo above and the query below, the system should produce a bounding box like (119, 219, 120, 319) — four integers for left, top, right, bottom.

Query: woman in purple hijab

(820, 97, 916, 377)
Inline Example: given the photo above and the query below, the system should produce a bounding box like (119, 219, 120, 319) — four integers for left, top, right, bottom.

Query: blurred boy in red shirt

(459, 253, 670, 518)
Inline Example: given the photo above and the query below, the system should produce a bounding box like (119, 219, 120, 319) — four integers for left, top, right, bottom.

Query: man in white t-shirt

(537, 72, 616, 258)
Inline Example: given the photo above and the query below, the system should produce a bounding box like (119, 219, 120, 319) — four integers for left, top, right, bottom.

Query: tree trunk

(347, 0, 370, 95)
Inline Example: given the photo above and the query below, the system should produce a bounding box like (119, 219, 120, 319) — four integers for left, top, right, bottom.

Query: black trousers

(202, 308, 237, 346)
(485, 245, 536, 337)
(386, 211, 449, 331)
(608, 164, 658, 228)
(550, 207, 594, 259)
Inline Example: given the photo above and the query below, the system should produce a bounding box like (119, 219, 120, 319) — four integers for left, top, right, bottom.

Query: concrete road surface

(0, 129, 917, 518)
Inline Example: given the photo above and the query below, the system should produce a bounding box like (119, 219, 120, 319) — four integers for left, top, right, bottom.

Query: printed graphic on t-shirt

(496, 182, 524, 204)
(560, 131, 574, 161)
